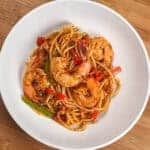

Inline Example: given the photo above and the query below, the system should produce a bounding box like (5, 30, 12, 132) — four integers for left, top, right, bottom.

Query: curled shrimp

(88, 37, 114, 67)
(51, 57, 91, 87)
(23, 68, 49, 103)
(72, 78, 101, 108)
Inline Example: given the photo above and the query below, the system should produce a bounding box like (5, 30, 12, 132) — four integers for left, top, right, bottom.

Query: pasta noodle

(22, 24, 121, 131)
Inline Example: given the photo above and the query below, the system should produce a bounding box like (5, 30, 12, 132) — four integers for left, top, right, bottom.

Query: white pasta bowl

(0, 0, 149, 149)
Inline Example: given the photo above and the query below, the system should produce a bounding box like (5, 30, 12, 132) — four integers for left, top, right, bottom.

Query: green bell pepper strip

(22, 96, 53, 117)
(44, 57, 50, 76)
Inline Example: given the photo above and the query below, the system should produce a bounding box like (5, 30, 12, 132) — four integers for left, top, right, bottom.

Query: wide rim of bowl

(0, 0, 149, 149)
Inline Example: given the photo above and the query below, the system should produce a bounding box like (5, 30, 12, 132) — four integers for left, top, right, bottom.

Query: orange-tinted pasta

(22, 24, 121, 131)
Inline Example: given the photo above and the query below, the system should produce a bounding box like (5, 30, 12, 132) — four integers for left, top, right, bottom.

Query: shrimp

(51, 57, 91, 87)
(88, 37, 114, 67)
(72, 78, 101, 108)
(23, 68, 49, 103)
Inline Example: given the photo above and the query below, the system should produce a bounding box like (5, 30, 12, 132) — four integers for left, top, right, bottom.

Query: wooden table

(0, 0, 149, 150)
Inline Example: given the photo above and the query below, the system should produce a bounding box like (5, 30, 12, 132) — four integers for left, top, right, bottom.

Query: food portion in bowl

(22, 24, 121, 131)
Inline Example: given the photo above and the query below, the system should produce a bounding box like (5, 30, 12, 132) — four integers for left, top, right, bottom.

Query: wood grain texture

(0, 0, 149, 150)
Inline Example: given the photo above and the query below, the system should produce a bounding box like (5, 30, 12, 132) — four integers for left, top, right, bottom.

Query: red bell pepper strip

(70, 48, 82, 65)
(112, 66, 122, 74)
(37, 36, 45, 46)
(95, 74, 105, 81)
(46, 88, 56, 95)
(55, 92, 66, 101)
(46, 88, 66, 101)
(91, 110, 99, 120)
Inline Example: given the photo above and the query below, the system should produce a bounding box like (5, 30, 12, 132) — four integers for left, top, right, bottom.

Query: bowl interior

(0, 0, 149, 149)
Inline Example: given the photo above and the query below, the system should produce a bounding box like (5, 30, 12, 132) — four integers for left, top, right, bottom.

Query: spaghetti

(22, 24, 121, 131)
